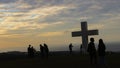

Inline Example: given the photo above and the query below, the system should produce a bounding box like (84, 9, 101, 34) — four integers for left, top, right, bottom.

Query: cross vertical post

(81, 22, 88, 52)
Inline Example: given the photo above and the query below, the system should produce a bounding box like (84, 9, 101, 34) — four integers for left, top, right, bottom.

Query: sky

(0, 0, 120, 52)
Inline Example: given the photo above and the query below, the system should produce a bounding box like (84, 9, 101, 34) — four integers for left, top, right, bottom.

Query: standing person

(98, 39, 106, 65)
(31, 46, 36, 58)
(69, 43, 73, 54)
(27, 45, 31, 57)
(44, 43, 49, 58)
(87, 38, 97, 64)
(40, 44, 44, 58)
(80, 44, 83, 53)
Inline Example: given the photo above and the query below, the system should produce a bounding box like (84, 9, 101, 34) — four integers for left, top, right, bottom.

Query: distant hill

(0, 51, 27, 61)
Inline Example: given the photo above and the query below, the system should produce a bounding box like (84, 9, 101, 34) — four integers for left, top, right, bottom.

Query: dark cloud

(0, 0, 17, 3)
(1, 0, 120, 24)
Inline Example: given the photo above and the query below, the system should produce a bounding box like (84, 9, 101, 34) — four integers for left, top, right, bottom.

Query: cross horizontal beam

(72, 29, 98, 37)
(72, 31, 82, 37)
(88, 30, 99, 35)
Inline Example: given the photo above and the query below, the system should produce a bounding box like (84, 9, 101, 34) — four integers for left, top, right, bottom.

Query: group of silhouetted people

(40, 43, 49, 58)
(87, 38, 106, 66)
(27, 43, 49, 58)
(27, 38, 106, 66)
(27, 45, 36, 58)
(68, 38, 106, 65)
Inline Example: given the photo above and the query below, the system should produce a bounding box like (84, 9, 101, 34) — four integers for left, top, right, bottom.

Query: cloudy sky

(0, 0, 120, 52)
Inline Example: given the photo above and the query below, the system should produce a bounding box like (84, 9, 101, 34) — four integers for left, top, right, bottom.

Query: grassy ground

(0, 53, 120, 68)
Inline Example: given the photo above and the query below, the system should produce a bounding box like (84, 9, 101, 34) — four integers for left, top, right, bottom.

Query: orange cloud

(39, 31, 64, 37)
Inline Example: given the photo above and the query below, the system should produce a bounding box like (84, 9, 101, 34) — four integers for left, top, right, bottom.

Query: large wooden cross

(72, 21, 99, 52)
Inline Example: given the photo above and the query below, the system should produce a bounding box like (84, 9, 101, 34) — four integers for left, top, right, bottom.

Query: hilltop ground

(0, 52, 120, 68)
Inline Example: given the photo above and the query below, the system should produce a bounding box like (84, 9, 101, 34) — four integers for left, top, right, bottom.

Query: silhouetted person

(44, 43, 49, 58)
(87, 38, 97, 64)
(40, 44, 44, 58)
(27, 45, 31, 57)
(31, 46, 36, 58)
(80, 44, 83, 53)
(98, 39, 106, 65)
(69, 43, 73, 54)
